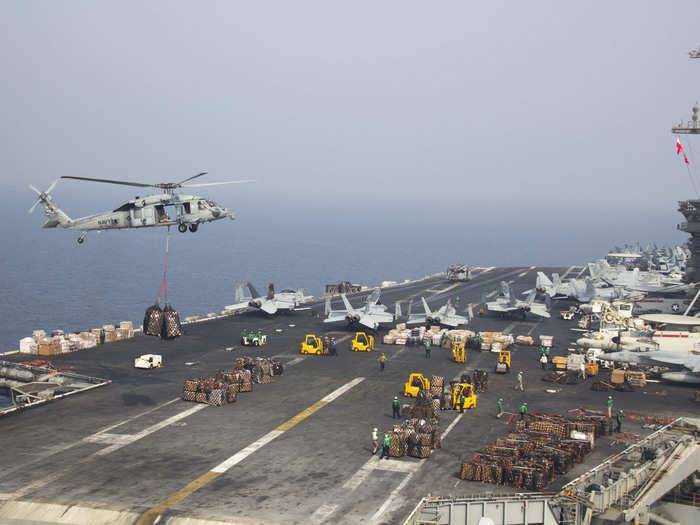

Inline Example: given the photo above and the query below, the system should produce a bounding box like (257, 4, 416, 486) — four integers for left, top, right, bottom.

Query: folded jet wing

(224, 282, 301, 315)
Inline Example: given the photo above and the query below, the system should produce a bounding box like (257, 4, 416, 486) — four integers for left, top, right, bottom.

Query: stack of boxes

(18, 321, 134, 355)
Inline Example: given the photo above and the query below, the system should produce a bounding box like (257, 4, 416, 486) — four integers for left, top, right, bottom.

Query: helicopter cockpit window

(113, 203, 134, 212)
(198, 201, 207, 210)
(206, 200, 218, 208)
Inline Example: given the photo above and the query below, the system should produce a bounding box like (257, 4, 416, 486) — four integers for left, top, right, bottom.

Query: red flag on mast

(677, 139, 684, 155)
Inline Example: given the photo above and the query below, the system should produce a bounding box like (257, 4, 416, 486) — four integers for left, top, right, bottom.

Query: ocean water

(0, 190, 686, 351)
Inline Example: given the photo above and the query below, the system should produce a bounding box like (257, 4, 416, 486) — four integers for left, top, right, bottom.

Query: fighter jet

(605, 350, 700, 384)
(484, 281, 551, 319)
(568, 278, 644, 303)
(225, 282, 306, 314)
(406, 297, 472, 327)
(534, 272, 573, 298)
(324, 289, 399, 329)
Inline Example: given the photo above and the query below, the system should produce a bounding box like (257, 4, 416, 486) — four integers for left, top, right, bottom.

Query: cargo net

(181, 356, 282, 406)
(460, 412, 605, 490)
(144, 226, 182, 339)
(382, 417, 442, 460)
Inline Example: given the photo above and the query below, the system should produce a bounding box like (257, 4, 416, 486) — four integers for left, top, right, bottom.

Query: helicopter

(29, 172, 253, 244)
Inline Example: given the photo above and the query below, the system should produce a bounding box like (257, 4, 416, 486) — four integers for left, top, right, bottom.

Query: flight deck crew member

(540, 354, 548, 369)
(330, 338, 337, 356)
(616, 409, 624, 433)
(497, 398, 503, 418)
(607, 396, 613, 418)
(579, 362, 586, 380)
(459, 392, 466, 413)
(371, 428, 380, 454)
(516, 371, 524, 391)
(392, 396, 400, 419)
(519, 402, 528, 420)
(425, 340, 431, 359)
(378, 353, 387, 372)
(380, 432, 391, 459)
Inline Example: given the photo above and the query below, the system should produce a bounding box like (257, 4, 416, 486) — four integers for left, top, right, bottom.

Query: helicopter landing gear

(189, 223, 198, 233)
(77, 232, 87, 244)
(178, 223, 187, 233)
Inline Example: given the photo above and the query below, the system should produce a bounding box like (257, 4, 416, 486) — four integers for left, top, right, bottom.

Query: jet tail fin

(235, 284, 244, 303)
(267, 283, 275, 300)
(246, 282, 261, 299)
(341, 293, 354, 312)
(421, 297, 432, 316)
(325, 297, 331, 316)
(395, 301, 401, 319)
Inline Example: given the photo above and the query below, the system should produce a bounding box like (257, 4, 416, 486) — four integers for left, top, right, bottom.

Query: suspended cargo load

(143, 304, 164, 337)
(162, 304, 182, 339)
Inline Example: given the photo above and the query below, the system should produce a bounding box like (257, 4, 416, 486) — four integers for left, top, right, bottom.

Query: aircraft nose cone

(212, 210, 221, 218)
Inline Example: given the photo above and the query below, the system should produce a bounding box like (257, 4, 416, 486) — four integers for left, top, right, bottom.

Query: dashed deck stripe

(135, 377, 365, 525)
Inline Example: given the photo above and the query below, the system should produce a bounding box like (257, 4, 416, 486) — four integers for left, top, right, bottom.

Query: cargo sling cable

(157, 226, 171, 305)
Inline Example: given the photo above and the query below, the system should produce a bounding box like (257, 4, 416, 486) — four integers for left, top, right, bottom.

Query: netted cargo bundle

(183, 380, 199, 392)
(431, 398, 441, 414)
(441, 392, 453, 410)
(195, 392, 207, 403)
(389, 432, 407, 457)
(429, 385, 443, 398)
(162, 304, 182, 339)
(417, 433, 432, 446)
(461, 461, 475, 480)
(207, 389, 224, 407)
(473, 369, 489, 393)
(225, 385, 238, 403)
(259, 374, 272, 384)
(408, 445, 431, 459)
(183, 390, 197, 402)
(271, 360, 283, 376)
(430, 375, 444, 388)
(144, 304, 164, 337)
(432, 428, 442, 449)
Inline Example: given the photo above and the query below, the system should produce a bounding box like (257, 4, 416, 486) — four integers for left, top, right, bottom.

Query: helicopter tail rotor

(28, 180, 58, 214)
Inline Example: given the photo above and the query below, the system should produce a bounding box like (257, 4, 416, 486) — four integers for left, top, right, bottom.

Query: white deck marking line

(560, 265, 576, 279)
(486, 290, 498, 298)
(0, 397, 182, 480)
(430, 283, 461, 295)
(94, 404, 208, 456)
(212, 377, 364, 473)
(527, 322, 541, 336)
(374, 460, 419, 474)
(517, 270, 529, 278)
(369, 413, 465, 524)
(310, 504, 340, 524)
(285, 357, 306, 367)
(342, 456, 380, 490)
(502, 322, 519, 334)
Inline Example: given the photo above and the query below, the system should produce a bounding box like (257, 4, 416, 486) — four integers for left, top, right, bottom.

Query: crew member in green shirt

(380, 432, 392, 459)
(497, 398, 503, 418)
(519, 402, 528, 420)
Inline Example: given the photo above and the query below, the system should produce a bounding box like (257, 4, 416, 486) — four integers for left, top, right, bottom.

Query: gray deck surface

(1, 266, 698, 524)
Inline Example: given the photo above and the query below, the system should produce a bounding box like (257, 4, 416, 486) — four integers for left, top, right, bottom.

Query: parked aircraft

(605, 350, 700, 384)
(225, 282, 306, 314)
(407, 297, 472, 327)
(324, 289, 399, 329)
(485, 282, 551, 319)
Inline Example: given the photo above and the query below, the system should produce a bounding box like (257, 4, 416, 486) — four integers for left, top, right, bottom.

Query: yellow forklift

(451, 383, 477, 410)
(300, 334, 327, 355)
(495, 350, 511, 373)
(451, 341, 466, 363)
(351, 332, 375, 352)
(404, 373, 430, 397)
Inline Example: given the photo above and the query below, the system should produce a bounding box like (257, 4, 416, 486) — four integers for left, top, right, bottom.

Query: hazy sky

(2, 1, 699, 245)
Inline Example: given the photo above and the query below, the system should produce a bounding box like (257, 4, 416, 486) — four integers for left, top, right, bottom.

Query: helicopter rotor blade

(61, 176, 154, 188)
(28, 184, 42, 196)
(46, 179, 58, 194)
(183, 180, 256, 188)
(178, 171, 208, 184)
(28, 200, 41, 214)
